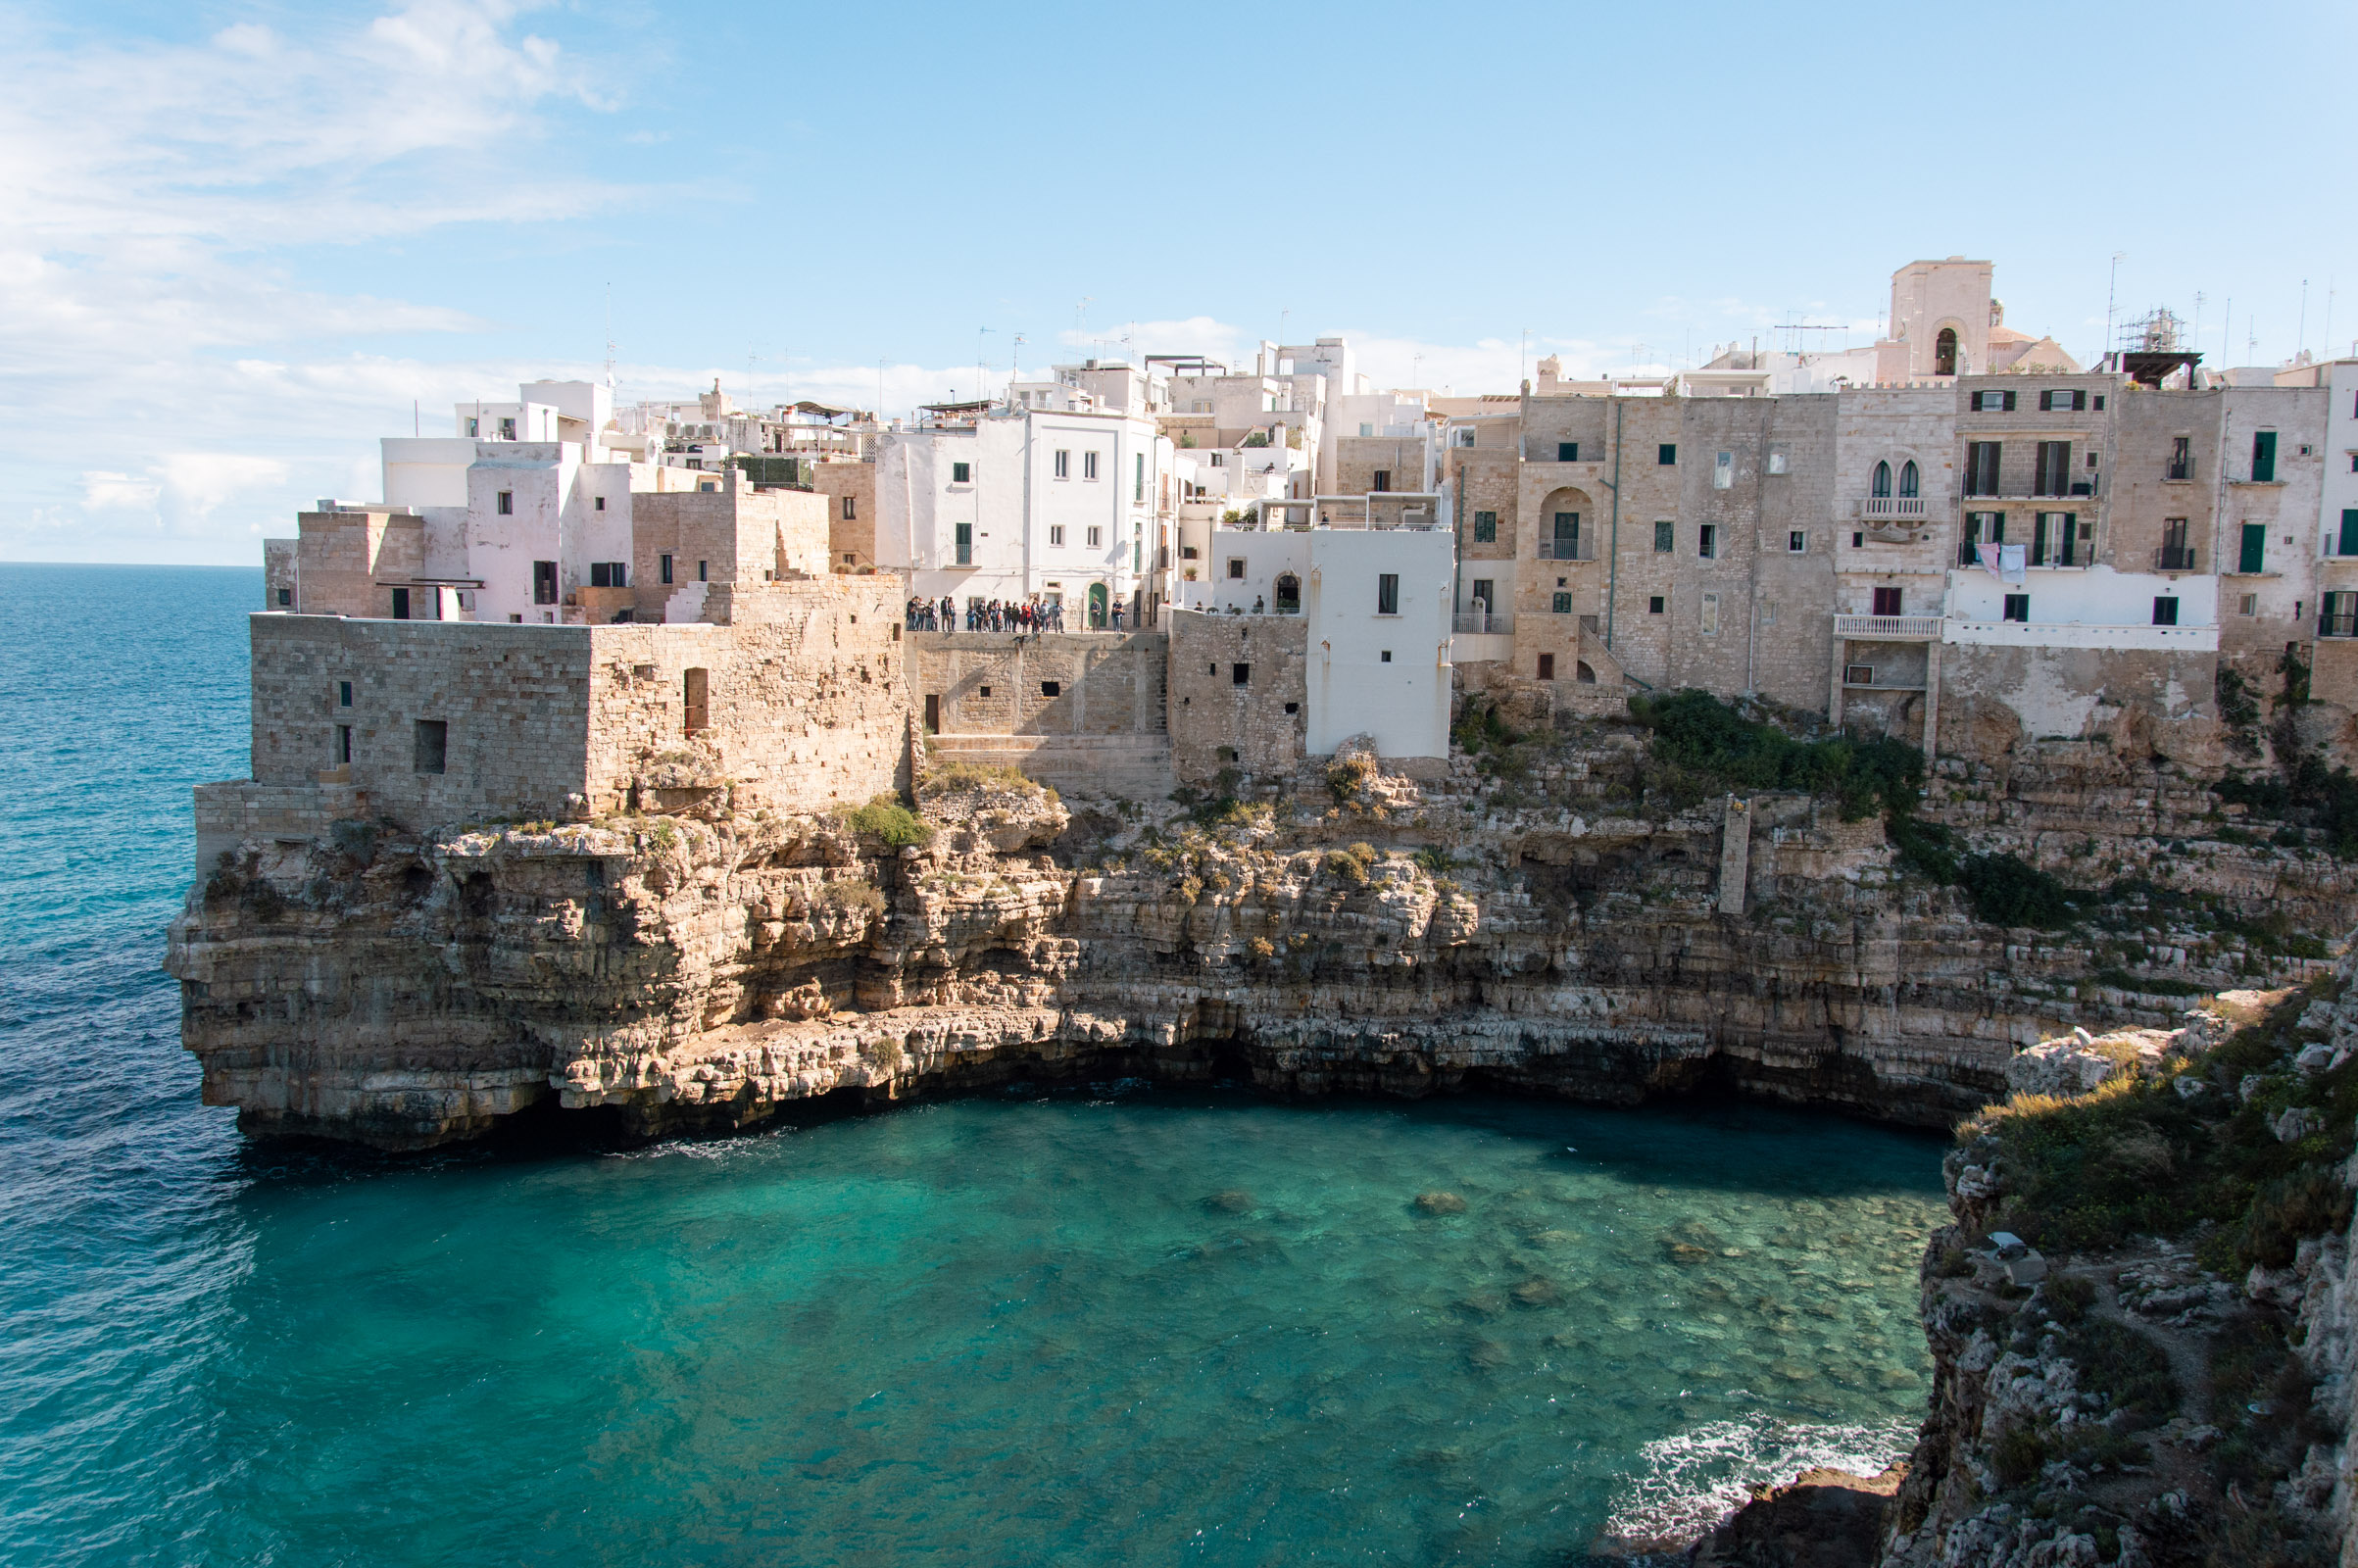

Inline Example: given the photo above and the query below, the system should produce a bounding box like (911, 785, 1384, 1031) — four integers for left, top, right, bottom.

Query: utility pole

(1008, 334, 1024, 407)
(2298, 279, 2310, 359)
(2105, 252, 2126, 366)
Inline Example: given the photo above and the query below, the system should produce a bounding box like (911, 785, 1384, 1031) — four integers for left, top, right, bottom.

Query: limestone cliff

(168, 723, 2352, 1152)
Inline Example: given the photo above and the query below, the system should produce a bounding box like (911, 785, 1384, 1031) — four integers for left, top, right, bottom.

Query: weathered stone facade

(1166, 610, 1308, 783)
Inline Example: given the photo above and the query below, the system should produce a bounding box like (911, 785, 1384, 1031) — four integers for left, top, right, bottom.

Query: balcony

(1451, 611, 1516, 634)
(1535, 538, 1597, 561)
(1833, 613, 1941, 641)
(1857, 496, 1929, 522)
(2153, 546, 2200, 573)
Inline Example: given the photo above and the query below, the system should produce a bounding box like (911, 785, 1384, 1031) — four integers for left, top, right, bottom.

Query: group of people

(904, 595, 1081, 634)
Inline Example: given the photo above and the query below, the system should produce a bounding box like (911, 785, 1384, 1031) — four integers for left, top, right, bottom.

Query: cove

(24, 1089, 1943, 1566)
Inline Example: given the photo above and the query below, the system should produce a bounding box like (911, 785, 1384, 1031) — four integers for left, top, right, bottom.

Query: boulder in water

(1203, 1189, 1253, 1213)
(1414, 1191, 1468, 1215)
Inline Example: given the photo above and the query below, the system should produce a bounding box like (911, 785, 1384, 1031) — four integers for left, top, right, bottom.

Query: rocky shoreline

(167, 713, 2358, 1562)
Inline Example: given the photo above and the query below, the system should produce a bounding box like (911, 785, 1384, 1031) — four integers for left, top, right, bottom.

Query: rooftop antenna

(2192, 292, 2204, 364)
(2105, 251, 2126, 364)
(2298, 278, 2310, 359)
(603, 282, 615, 391)
(1007, 334, 1024, 406)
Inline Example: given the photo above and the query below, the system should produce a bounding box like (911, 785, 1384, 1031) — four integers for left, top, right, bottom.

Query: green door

(2252, 431, 2278, 482)
(2239, 522, 2267, 575)
(1087, 582, 1107, 628)
(955, 521, 971, 565)
(1553, 512, 1579, 559)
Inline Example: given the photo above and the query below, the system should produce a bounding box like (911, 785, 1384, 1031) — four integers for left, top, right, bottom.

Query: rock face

(1689, 1463, 1908, 1568)
(168, 732, 2354, 1151)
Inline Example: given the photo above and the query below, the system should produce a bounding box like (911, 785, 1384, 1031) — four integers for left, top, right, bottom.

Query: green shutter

(2341, 510, 2358, 558)
(2253, 431, 2277, 482)
(2239, 523, 2267, 574)
(955, 522, 971, 565)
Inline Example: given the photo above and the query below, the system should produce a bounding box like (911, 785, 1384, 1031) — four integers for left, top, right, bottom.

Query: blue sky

(4, 0, 2353, 564)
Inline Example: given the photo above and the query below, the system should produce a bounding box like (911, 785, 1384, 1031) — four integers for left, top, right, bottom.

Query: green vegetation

(819, 878, 886, 916)
(1631, 689, 2077, 928)
(844, 794, 933, 849)
(926, 760, 1049, 796)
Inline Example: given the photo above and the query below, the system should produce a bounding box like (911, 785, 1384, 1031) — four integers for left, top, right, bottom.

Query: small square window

(2002, 594, 2030, 622)
(1557, 442, 1579, 462)
(1657, 443, 1677, 466)
(1852, 531, 1865, 548)
(1552, 592, 1573, 613)
(594, 495, 606, 511)
(1473, 511, 1498, 543)
(1283, 702, 1299, 714)
(1647, 595, 1664, 614)
(1380, 650, 1392, 662)
(1041, 681, 1060, 697)
(2152, 596, 2180, 626)
(1766, 448, 1789, 475)
(1788, 530, 1805, 553)
(1227, 558, 1245, 579)
(2239, 593, 2258, 615)
(276, 587, 292, 606)
(978, 685, 992, 698)
(952, 462, 971, 483)
(496, 490, 513, 515)
(1231, 662, 1250, 686)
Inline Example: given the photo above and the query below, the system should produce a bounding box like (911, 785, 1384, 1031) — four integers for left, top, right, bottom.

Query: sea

(0, 564, 1946, 1565)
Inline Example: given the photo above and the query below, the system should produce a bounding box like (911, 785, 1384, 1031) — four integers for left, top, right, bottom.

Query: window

(1552, 591, 1573, 613)
(1084, 451, 1100, 480)
(1899, 461, 1919, 498)
(1872, 460, 1891, 499)
(2031, 513, 2079, 567)
(1788, 530, 1805, 553)
(1050, 525, 1065, 547)
(1055, 449, 1070, 478)
(532, 561, 558, 603)
(1284, 702, 1299, 714)
(1697, 524, 1716, 559)
(1652, 519, 1674, 552)
(2002, 594, 2030, 622)
(1536, 654, 1555, 680)
(683, 668, 709, 735)
(955, 522, 972, 565)
(1699, 592, 1719, 636)
(1473, 511, 1498, 543)
(2033, 441, 2071, 496)
(2168, 437, 2192, 480)
(590, 562, 627, 588)
(1657, 443, 1677, 466)
(391, 587, 412, 619)
(1088, 527, 1103, 548)
(1377, 573, 1400, 614)
(2252, 430, 2278, 482)
(698, 560, 708, 582)
(1872, 587, 1902, 616)
(276, 587, 292, 607)
(1845, 664, 1875, 686)
(1454, 428, 1476, 448)
(1135, 453, 1145, 502)
(952, 462, 971, 484)
(334, 724, 351, 764)
(1853, 531, 1864, 548)
(2339, 510, 2358, 557)
(1227, 558, 1245, 579)
(1552, 512, 1580, 559)
(1557, 442, 1579, 462)
(1767, 447, 1789, 474)
(1209, 452, 1225, 468)
(1275, 573, 1301, 612)
(977, 687, 991, 698)
(1371, 469, 1392, 493)
(2039, 389, 2088, 412)
(660, 555, 673, 585)
(1380, 650, 1393, 662)
(1469, 578, 1494, 610)
(1231, 662, 1250, 686)
(496, 490, 514, 515)
(1972, 390, 2017, 413)
(2239, 522, 2267, 574)
(2240, 594, 2259, 616)
(1713, 451, 1734, 489)
(465, 416, 479, 436)
(338, 680, 353, 708)
(413, 719, 447, 774)
(1647, 595, 1665, 614)
(1965, 441, 2001, 496)
(842, 494, 857, 520)
(1041, 681, 1060, 697)
(498, 416, 516, 440)
(2152, 597, 2180, 626)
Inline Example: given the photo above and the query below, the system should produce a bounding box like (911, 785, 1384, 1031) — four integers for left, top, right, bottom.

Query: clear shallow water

(0, 565, 1946, 1565)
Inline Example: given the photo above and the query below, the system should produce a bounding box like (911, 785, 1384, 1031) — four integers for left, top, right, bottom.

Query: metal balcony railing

(1451, 611, 1515, 634)
(2153, 546, 2199, 572)
(1535, 539, 1596, 561)
(2321, 613, 2358, 639)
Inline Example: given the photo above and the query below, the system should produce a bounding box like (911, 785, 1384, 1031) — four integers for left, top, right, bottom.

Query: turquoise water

(0, 566, 1946, 1565)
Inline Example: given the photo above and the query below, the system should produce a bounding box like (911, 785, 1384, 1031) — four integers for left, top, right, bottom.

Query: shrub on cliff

(820, 878, 886, 917)
(844, 795, 933, 850)
(1955, 852, 2075, 929)
(1631, 689, 1921, 820)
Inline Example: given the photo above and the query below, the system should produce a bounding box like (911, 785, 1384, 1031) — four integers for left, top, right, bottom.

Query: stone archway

(1935, 327, 1958, 376)
(1537, 486, 1596, 561)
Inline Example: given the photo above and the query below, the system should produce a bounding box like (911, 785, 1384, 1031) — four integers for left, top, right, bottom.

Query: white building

(877, 405, 1175, 626)
(1177, 514, 1456, 761)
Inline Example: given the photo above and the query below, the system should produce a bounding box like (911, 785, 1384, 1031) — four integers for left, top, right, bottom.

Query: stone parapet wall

(906, 630, 1166, 738)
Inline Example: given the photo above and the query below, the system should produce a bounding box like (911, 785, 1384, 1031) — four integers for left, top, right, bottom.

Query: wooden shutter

(2240, 523, 2266, 574)
(2340, 509, 2358, 558)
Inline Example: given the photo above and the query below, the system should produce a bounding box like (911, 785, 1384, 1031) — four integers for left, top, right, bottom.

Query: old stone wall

(804, 461, 878, 573)
(1167, 610, 1309, 783)
(293, 509, 424, 619)
(1934, 641, 2217, 761)
(629, 482, 832, 620)
(907, 631, 1166, 738)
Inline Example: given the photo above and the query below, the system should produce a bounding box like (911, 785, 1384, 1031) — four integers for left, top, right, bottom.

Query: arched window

(1872, 461, 1891, 499)
(1274, 573, 1301, 612)
(1898, 461, 1920, 499)
(1935, 327, 1958, 376)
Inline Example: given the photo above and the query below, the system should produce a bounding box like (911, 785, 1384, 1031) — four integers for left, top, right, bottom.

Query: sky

(3, 0, 2354, 565)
